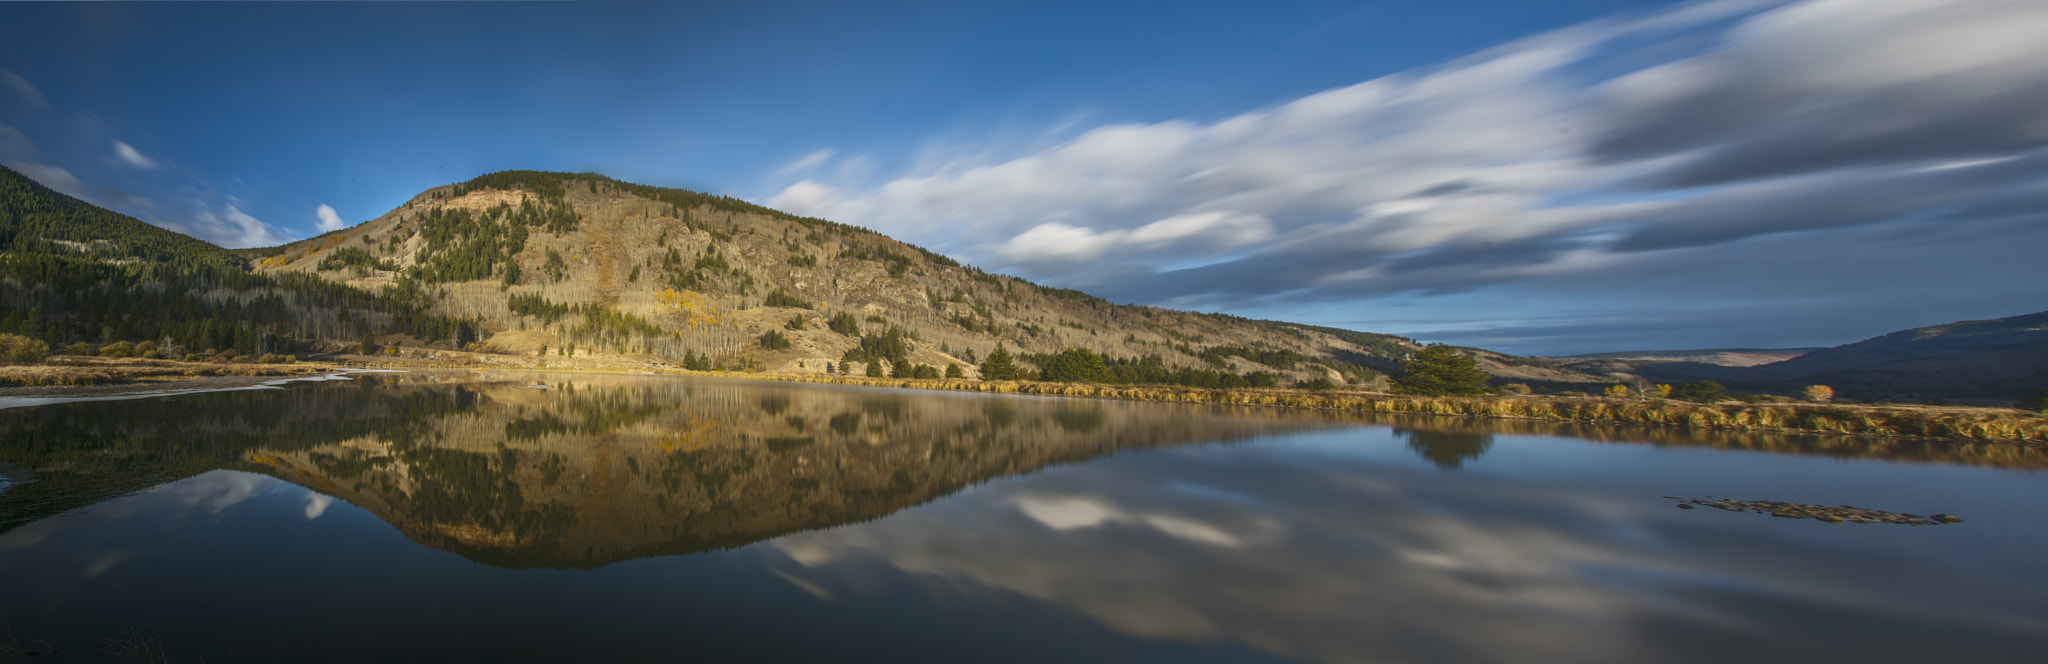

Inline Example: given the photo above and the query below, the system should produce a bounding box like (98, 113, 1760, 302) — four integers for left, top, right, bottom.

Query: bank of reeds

(732, 373, 2048, 443)
(0, 359, 331, 388)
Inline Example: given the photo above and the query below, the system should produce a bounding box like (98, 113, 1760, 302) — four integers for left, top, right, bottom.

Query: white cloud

(165, 203, 294, 249)
(767, 179, 842, 218)
(315, 203, 346, 232)
(111, 140, 159, 169)
(304, 492, 335, 520)
(776, 148, 837, 176)
(998, 221, 1123, 263)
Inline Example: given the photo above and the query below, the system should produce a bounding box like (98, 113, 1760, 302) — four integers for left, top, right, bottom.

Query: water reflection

(0, 372, 1338, 567)
(1399, 427, 1496, 470)
(1, 373, 2044, 663)
(769, 439, 2048, 664)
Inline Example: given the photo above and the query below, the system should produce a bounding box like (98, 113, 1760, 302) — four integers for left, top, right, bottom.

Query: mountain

(1554, 312, 2048, 403)
(1553, 348, 1818, 367)
(239, 170, 1604, 387)
(1742, 311, 2048, 402)
(0, 164, 477, 354)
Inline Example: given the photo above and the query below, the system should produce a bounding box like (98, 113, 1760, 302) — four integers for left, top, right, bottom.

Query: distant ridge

(1556, 348, 1818, 367)
(1552, 312, 2048, 403)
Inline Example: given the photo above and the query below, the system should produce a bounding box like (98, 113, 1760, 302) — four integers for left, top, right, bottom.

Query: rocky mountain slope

(248, 170, 1604, 387)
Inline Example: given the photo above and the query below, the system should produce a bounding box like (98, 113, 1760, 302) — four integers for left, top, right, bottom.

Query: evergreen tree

(828, 312, 861, 336)
(865, 360, 884, 377)
(980, 345, 1022, 381)
(1040, 348, 1111, 383)
(1391, 344, 1488, 396)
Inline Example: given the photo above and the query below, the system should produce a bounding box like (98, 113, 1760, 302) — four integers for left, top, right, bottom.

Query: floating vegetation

(1667, 496, 1965, 525)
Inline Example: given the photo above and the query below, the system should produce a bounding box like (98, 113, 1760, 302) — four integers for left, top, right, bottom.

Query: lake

(2, 371, 2043, 663)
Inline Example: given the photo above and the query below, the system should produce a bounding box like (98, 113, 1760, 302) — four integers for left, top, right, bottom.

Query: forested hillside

(250, 170, 1605, 388)
(0, 165, 476, 356)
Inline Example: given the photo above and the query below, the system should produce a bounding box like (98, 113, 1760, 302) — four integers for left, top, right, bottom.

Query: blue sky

(3, 0, 2045, 355)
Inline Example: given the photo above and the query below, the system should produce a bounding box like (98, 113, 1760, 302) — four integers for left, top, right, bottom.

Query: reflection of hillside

(7, 372, 2042, 563)
(245, 373, 1339, 568)
(0, 373, 486, 533)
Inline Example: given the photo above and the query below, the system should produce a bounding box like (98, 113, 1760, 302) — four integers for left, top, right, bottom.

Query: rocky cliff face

(251, 171, 1603, 387)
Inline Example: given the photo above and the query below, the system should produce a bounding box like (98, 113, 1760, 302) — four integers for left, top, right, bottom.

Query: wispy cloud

(111, 140, 160, 169)
(315, 203, 346, 232)
(0, 66, 49, 111)
(776, 148, 836, 176)
(0, 122, 89, 199)
(767, 0, 2048, 350)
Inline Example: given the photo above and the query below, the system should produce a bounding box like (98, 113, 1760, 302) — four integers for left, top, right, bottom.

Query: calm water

(1, 372, 2044, 663)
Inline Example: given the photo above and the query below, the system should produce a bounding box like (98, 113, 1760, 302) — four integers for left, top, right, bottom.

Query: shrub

(65, 342, 97, 356)
(1670, 381, 1727, 403)
(1804, 385, 1835, 403)
(0, 334, 49, 365)
(100, 341, 136, 358)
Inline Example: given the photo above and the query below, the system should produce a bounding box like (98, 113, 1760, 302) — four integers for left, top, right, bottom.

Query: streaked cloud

(776, 148, 836, 176)
(768, 0, 2048, 351)
(110, 140, 160, 169)
(0, 66, 48, 111)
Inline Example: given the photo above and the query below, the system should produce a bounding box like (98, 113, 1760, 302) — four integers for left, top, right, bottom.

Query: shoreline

(6, 358, 2043, 444)
(0, 360, 359, 410)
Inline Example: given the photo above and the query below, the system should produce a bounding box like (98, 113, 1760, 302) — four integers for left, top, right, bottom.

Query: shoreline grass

(19, 353, 2045, 444)
(701, 371, 2048, 444)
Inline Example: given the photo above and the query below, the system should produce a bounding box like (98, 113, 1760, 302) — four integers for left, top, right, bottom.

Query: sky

(2, 0, 2044, 356)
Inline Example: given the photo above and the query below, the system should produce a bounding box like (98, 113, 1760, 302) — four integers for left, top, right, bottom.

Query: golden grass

(0, 358, 333, 388)
(726, 372, 2048, 443)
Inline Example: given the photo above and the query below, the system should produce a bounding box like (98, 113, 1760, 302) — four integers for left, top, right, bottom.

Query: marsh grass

(0, 358, 330, 388)
(735, 373, 2048, 443)
(96, 622, 173, 663)
(1, 626, 58, 657)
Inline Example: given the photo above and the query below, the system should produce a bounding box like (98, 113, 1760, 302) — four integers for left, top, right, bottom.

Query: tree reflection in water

(1399, 427, 1496, 470)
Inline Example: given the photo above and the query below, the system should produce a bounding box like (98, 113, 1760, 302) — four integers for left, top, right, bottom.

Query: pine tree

(980, 345, 1021, 381)
(1391, 344, 1488, 396)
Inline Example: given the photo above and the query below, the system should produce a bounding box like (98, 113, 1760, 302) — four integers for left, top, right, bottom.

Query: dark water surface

(1, 372, 2043, 663)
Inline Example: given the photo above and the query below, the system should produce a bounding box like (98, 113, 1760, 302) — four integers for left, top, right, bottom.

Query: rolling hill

(240, 170, 1604, 387)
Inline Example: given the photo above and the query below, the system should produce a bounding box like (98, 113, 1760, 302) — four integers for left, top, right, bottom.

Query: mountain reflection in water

(0, 372, 1342, 567)
(1, 372, 2046, 663)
